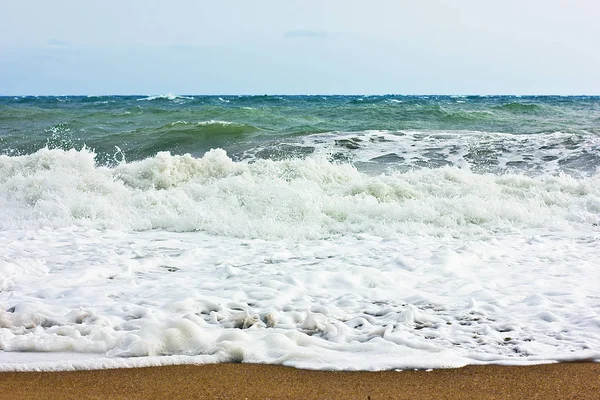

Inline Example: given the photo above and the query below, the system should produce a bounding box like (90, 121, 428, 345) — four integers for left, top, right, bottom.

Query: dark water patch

(329, 152, 353, 163)
(369, 135, 394, 142)
(505, 161, 529, 168)
(370, 153, 405, 164)
(251, 144, 316, 161)
(541, 155, 559, 162)
(335, 137, 363, 150)
(464, 147, 501, 171)
(558, 152, 600, 173)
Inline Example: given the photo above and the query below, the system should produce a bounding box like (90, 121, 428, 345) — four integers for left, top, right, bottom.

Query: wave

(126, 119, 259, 144)
(440, 110, 494, 123)
(493, 102, 543, 113)
(77, 120, 262, 163)
(153, 119, 260, 133)
(137, 94, 194, 101)
(1, 148, 598, 237)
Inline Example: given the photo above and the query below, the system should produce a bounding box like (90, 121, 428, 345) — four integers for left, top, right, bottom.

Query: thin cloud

(47, 39, 69, 48)
(284, 30, 329, 39)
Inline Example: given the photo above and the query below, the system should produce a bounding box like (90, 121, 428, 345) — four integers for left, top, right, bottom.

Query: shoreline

(0, 362, 598, 399)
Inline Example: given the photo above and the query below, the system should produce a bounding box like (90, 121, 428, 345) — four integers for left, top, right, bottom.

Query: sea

(0, 94, 599, 371)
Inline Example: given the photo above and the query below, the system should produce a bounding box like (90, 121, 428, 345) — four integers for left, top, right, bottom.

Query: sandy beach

(0, 362, 598, 399)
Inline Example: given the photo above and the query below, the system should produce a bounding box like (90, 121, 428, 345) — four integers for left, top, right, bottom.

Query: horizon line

(2, 93, 600, 97)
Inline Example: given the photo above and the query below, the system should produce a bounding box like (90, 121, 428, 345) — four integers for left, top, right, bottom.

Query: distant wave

(147, 120, 261, 136)
(137, 93, 194, 101)
(493, 102, 543, 113)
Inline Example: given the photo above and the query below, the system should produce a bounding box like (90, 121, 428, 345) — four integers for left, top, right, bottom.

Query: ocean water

(0, 95, 599, 371)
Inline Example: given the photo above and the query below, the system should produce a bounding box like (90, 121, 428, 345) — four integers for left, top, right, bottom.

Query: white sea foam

(0, 148, 599, 370)
(167, 120, 236, 127)
(1, 147, 599, 236)
(137, 94, 194, 101)
(196, 120, 235, 126)
(260, 130, 600, 176)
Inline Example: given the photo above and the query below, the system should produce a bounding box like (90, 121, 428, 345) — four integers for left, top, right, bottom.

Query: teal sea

(1, 95, 599, 174)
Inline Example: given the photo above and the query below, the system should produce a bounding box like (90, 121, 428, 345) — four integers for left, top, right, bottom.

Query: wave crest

(137, 94, 194, 101)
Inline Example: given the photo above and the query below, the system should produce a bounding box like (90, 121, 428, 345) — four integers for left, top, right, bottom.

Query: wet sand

(1, 362, 598, 399)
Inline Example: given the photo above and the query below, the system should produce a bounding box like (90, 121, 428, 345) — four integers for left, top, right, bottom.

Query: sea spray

(1, 148, 598, 237)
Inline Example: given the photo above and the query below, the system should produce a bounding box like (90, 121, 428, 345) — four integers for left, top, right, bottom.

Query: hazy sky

(1, 0, 598, 95)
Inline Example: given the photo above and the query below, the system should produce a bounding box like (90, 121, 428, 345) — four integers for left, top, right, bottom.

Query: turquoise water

(1, 95, 599, 173)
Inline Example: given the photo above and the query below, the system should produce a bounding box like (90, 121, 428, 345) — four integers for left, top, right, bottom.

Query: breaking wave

(1, 148, 598, 238)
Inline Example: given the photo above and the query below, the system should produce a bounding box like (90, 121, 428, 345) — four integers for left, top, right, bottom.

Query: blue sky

(1, 0, 598, 95)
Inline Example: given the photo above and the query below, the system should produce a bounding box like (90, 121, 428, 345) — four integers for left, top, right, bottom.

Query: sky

(1, 0, 599, 95)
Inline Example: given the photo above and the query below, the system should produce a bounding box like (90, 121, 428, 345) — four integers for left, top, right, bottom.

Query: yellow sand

(1, 362, 598, 399)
